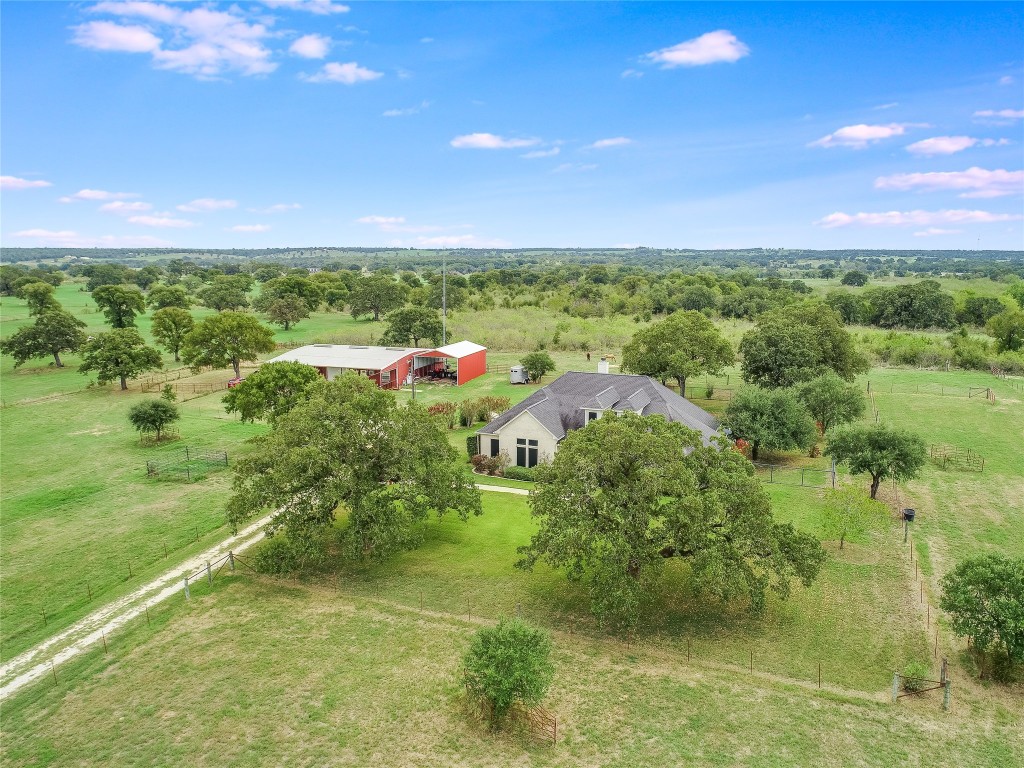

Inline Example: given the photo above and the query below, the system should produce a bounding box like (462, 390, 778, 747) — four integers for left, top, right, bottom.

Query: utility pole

(441, 250, 447, 345)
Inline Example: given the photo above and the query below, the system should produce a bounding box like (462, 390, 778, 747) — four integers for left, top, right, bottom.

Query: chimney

(597, 357, 610, 374)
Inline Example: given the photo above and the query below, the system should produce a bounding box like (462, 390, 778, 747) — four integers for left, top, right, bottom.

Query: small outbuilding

(268, 340, 487, 390)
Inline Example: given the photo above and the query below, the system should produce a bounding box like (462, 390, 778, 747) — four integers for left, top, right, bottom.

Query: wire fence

(145, 447, 229, 480)
(752, 461, 837, 488)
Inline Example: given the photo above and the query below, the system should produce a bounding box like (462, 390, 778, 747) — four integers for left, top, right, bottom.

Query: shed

(415, 340, 488, 386)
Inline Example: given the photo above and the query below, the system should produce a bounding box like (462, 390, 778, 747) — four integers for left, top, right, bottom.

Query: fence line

(145, 447, 229, 480)
(751, 460, 837, 488)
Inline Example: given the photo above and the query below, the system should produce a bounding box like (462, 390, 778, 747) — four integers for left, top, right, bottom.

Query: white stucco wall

(481, 409, 559, 466)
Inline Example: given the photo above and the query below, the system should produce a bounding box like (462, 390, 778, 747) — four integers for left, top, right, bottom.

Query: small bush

(462, 617, 554, 727)
(459, 399, 480, 427)
(502, 465, 536, 482)
(901, 661, 932, 692)
(428, 401, 458, 429)
(251, 532, 327, 575)
(470, 454, 488, 471)
(466, 434, 479, 459)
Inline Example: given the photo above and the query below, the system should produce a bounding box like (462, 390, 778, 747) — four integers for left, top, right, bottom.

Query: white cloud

(1, 176, 52, 190)
(905, 136, 1011, 156)
(58, 188, 140, 202)
(357, 215, 405, 225)
(816, 209, 1022, 228)
(914, 228, 963, 237)
(905, 136, 976, 156)
(874, 168, 1023, 198)
(643, 30, 750, 68)
(810, 123, 922, 149)
(72, 20, 161, 53)
(974, 109, 1024, 119)
(586, 137, 633, 150)
(450, 133, 540, 149)
(176, 198, 238, 212)
(12, 229, 173, 247)
(621, 68, 643, 79)
(420, 37, 434, 44)
(289, 34, 330, 59)
(999, 76, 1015, 86)
(99, 200, 152, 214)
(872, 102, 899, 110)
(77, 4, 277, 79)
(250, 203, 301, 213)
(301, 61, 383, 84)
(227, 224, 270, 232)
(261, 0, 349, 14)
(521, 147, 561, 159)
(128, 215, 196, 228)
(383, 100, 429, 117)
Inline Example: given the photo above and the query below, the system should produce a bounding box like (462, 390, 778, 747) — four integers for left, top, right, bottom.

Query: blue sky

(2, 1, 1022, 251)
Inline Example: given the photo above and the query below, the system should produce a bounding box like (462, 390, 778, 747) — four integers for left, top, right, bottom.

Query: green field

(2, 280, 1022, 765)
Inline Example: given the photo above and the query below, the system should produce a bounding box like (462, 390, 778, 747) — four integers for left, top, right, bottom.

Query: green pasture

(0, 385, 267, 660)
(0, 573, 1019, 768)
(2, 279, 1023, 765)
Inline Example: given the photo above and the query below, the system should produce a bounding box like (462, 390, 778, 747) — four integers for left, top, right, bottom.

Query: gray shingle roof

(477, 371, 720, 445)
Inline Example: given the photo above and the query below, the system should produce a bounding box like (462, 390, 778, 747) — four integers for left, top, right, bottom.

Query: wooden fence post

(183, 576, 190, 600)
(892, 673, 899, 703)
(228, 551, 235, 571)
(206, 560, 213, 585)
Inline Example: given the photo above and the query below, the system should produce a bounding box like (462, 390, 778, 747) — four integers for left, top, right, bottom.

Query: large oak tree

(621, 310, 733, 394)
(517, 413, 826, 625)
(181, 311, 276, 378)
(227, 374, 482, 562)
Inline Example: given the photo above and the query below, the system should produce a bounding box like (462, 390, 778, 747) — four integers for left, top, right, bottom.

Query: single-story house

(475, 370, 720, 467)
(269, 340, 486, 389)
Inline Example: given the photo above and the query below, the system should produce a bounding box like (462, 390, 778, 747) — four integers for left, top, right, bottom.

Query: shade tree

(128, 399, 180, 441)
(520, 351, 556, 383)
(264, 296, 310, 330)
(348, 275, 405, 321)
(150, 307, 195, 362)
(147, 284, 192, 310)
(18, 281, 60, 316)
(986, 308, 1024, 353)
(182, 311, 276, 378)
(795, 372, 866, 434)
(739, 302, 868, 388)
(79, 328, 163, 390)
(380, 306, 444, 347)
(517, 413, 826, 625)
(940, 555, 1024, 678)
(91, 285, 147, 328)
(825, 423, 927, 499)
(222, 360, 322, 424)
(724, 386, 818, 460)
(621, 310, 733, 394)
(226, 374, 482, 563)
(0, 309, 87, 368)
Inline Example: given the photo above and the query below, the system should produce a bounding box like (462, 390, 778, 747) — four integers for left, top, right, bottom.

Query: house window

(490, 438, 499, 458)
(587, 411, 598, 423)
(517, 438, 539, 468)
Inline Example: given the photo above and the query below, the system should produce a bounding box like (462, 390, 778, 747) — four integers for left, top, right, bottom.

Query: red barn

(268, 340, 487, 389)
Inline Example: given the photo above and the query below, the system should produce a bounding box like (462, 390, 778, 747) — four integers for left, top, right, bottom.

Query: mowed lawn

(1, 573, 1019, 768)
